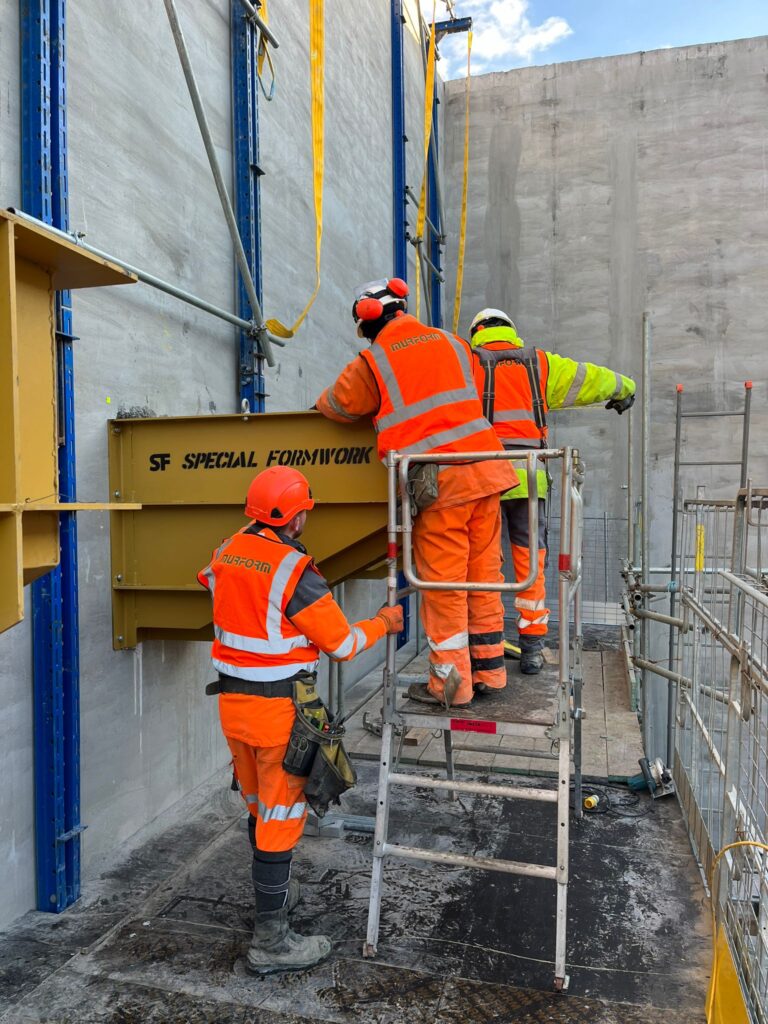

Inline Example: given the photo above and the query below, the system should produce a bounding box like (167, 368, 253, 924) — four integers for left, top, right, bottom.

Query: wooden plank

(602, 650, 632, 713)
(606, 711, 645, 778)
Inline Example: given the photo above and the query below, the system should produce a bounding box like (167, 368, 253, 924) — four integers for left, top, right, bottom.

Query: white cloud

(420, 0, 573, 78)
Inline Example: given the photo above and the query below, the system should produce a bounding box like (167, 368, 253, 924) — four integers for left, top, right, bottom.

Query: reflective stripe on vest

(369, 331, 479, 437)
(204, 530, 319, 680)
(361, 318, 501, 460)
(212, 657, 319, 682)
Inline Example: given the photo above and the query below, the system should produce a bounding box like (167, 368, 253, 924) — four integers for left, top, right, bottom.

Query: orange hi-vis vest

(198, 527, 320, 682)
(359, 314, 504, 462)
(472, 341, 550, 448)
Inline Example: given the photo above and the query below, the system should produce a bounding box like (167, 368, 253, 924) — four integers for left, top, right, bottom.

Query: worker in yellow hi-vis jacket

(469, 308, 636, 674)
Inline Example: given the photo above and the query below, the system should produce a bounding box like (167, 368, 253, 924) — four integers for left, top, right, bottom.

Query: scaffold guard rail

(363, 447, 585, 992)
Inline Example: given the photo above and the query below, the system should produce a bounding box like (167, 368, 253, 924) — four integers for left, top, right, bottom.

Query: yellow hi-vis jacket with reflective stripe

(471, 326, 636, 499)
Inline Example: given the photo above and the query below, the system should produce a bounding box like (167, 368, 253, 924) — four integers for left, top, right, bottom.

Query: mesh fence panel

(501, 503, 626, 628)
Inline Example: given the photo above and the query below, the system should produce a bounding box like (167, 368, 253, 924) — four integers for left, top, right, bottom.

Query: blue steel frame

(427, 96, 442, 328)
(232, 2, 265, 412)
(390, 2, 410, 647)
(390, 0, 408, 282)
(21, 0, 83, 911)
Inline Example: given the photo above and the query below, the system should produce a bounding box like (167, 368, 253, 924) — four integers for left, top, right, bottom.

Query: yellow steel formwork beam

(108, 412, 388, 649)
(0, 210, 135, 634)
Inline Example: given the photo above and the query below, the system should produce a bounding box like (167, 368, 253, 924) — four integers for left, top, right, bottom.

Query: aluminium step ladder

(362, 447, 585, 991)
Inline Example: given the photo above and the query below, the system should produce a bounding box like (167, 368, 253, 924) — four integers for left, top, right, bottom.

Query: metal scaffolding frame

(363, 447, 585, 991)
(674, 489, 768, 1023)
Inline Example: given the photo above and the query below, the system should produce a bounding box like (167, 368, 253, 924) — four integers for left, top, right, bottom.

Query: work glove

(605, 392, 636, 415)
(376, 605, 404, 634)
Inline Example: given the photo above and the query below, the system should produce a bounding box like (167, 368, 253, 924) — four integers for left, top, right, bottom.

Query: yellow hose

(266, 0, 324, 339)
(452, 29, 472, 334)
(414, 2, 437, 322)
(706, 839, 768, 1022)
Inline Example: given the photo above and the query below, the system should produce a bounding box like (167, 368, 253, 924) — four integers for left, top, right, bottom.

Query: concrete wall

(442, 36, 768, 757)
(0, 0, 428, 928)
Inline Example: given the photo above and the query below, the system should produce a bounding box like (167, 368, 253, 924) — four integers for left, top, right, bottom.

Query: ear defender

(355, 296, 385, 321)
(387, 278, 409, 298)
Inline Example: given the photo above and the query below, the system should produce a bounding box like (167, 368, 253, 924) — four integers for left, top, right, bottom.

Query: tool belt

(205, 674, 296, 697)
(282, 673, 356, 817)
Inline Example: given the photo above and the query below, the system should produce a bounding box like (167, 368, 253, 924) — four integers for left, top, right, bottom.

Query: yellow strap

(695, 524, 705, 572)
(452, 30, 472, 334)
(265, 0, 324, 339)
(256, 0, 269, 74)
(414, 3, 437, 322)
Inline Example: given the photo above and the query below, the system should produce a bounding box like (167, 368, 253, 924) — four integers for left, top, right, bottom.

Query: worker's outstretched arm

(545, 352, 636, 411)
(286, 563, 402, 661)
(316, 356, 380, 423)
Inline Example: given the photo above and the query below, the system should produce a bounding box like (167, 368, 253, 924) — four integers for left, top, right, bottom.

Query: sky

(420, 0, 768, 79)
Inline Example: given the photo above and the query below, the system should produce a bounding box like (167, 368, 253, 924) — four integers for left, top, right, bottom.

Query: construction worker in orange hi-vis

(316, 278, 518, 709)
(469, 308, 636, 674)
(198, 466, 403, 975)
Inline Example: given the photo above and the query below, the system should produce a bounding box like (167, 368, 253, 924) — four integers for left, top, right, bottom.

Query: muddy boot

(519, 636, 544, 675)
(246, 906, 331, 975)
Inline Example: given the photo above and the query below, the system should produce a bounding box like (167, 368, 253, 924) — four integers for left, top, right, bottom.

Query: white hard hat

(469, 308, 515, 337)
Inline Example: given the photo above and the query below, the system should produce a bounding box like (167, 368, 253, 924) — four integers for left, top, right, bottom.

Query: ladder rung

(382, 841, 558, 880)
(387, 771, 558, 803)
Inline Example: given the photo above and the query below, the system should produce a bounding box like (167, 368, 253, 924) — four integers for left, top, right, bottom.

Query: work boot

(407, 682, 472, 709)
(519, 636, 544, 675)
(246, 906, 331, 975)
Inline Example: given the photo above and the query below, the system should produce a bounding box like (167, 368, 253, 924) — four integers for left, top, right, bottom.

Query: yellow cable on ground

(452, 29, 472, 334)
(265, 0, 324, 339)
(706, 839, 768, 1022)
(414, 2, 437, 321)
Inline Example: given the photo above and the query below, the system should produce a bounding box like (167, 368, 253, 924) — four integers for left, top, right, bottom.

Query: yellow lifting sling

(452, 29, 472, 334)
(414, 2, 437, 322)
(265, 0, 325, 339)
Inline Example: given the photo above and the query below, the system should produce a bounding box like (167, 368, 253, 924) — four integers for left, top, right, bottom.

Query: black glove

(606, 392, 635, 415)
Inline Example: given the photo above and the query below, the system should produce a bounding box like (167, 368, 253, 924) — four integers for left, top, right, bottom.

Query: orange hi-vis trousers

(227, 736, 308, 853)
(413, 492, 506, 706)
(503, 497, 549, 637)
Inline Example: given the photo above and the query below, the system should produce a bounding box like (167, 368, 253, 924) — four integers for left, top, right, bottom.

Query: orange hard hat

(245, 467, 315, 526)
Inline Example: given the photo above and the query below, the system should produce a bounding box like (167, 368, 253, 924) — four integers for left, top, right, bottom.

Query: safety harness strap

(476, 346, 548, 434)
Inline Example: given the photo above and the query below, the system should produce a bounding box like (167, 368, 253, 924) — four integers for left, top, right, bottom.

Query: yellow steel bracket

(706, 840, 767, 1023)
(452, 29, 472, 334)
(0, 210, 136, 635)
(107, 411, 389, 649)
(265, 0, 325, 338)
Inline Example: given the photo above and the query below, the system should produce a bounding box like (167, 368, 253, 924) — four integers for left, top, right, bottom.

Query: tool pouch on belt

(282, 674, 327, 777)
(282, 673, 356, 816)
(406, 462, 439, 515)
(303, 738, 357, 818)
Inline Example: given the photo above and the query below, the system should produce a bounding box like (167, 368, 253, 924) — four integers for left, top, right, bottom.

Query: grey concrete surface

(443, 35, 768, 758)
(0, 0, 428, 927)
(0, 761, 710, 1023)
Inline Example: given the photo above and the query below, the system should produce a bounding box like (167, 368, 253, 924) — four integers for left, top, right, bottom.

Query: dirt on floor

(0, 757, 711, 1024)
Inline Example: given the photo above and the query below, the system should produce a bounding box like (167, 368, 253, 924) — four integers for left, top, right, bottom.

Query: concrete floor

(0, 749, 711, 1023)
